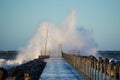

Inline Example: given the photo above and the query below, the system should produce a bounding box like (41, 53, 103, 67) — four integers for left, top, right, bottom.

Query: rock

(0, 67, 8, 80)
(7, 56, 47, 80)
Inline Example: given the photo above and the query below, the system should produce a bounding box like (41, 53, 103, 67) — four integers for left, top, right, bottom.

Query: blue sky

(0, 0, 120, 50)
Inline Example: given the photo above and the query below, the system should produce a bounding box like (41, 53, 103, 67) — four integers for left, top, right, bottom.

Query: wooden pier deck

(39, 57, 86, 80)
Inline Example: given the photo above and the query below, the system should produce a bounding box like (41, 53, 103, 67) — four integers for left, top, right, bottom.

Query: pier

(39, 57, 86, 80)
(62, 52, 120, 80)
(39, 50, 120, 80)
(38, 50, 120, 80)
(0, 50, 120, 80)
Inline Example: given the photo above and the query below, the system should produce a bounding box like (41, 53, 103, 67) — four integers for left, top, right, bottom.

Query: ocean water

(0, 51, 120, 69)
(97, 51, 120, 61)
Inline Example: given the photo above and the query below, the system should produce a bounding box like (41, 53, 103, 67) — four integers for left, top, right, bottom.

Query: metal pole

(44, 25, 49, 56)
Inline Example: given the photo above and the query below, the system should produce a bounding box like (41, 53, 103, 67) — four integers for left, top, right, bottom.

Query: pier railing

(62, 53, 120, 80)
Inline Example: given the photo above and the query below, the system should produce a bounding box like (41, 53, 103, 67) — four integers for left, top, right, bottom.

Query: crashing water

(0, 9, 97, 68)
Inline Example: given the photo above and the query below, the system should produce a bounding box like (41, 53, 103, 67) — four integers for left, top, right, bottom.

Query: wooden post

(77, 56, 80, 70)
(79, 57, 82, 72)
(85, 59, 86, 77)
(83, 58, 85, 74)
(73, 55, 74, 66)
(89, 55, 95, 80)
(71, 55, 72, 65)
(91, 59, 93, 80)
(70, 54, 71, 65)
(69, 54, 71, 65)
(97, 62, 100, 80)
(78, 56, 80, 72)
(104, 63, 106, 80)
(86, 59, 88, 78)
(119, 67, 120, 80)
(100, 63, 103, 80)
(69, 54, 70, 64)
(82, 58, 83, 73)
(75, 56, 77, 68)
(104, 58, 109, 80)
(80, 57, 82, 72)
(73, 55, 75, 67)
(85, 58, 87, 76)
(78, 56, 80, 70)
(74, 55, 76, 67)
(76, 56, 78, 70)
(109, 63, 111, 80)
(81, 57, 83, 73)
(90, 59, 91, 80)
(114, 65, 117, 80)
(98, 57, 103, 80)
(94, 60, 96, 80)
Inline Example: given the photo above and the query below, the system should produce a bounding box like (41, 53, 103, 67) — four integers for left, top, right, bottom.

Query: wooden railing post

(103, 58, 109, 80)
(89, 55, 95, 80)
(62, 53, 120, 80)
(90, 59, 91, 80)
(100, 63, 103, 80)
(85, 57, 87, 77)
(79, 56, 82, 73)
(94, 59, 97, 80)
(78, 56, 80, 72)
(97, 61, 100, 80)
(118, 64, 120, 80)
(88, 58, 91, 80)
(108, 63, 111, 80)
(113, 65, 117, 80)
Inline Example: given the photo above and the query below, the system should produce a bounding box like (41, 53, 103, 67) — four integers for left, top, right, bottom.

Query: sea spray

(0, 9, 97, 68)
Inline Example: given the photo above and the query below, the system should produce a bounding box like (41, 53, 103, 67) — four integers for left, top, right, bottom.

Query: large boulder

(0, 67, 8, 80)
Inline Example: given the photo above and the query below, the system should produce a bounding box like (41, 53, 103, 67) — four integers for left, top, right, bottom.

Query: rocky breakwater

(0, 56, 49, 80)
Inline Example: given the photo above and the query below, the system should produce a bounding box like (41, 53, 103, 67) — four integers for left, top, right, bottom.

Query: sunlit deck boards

(39, 58, 86, 80)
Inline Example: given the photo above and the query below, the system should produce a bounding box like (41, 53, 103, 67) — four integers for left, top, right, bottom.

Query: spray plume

(0, 9, 97, 68)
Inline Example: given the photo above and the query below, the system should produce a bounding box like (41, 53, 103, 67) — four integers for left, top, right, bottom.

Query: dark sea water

(0, 50, 120, 67)
(97, 51, 120, 61)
